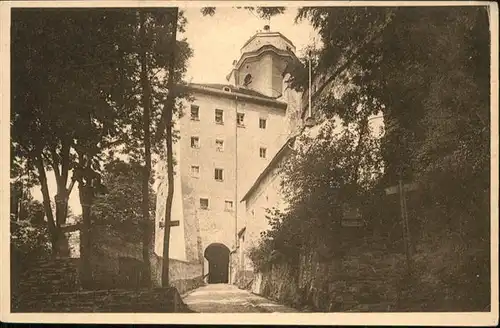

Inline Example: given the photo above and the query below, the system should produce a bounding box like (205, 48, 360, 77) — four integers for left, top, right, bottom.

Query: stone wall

(91, 226, 175, 289)
(12, 258, 80, 298)
(90, 226, 203, 293)
(249, 246, 408, 312)
(249, 233, 490, 312)
(167, 258, 204, 295)
(11, 256, 203, 312)
(13, 287, 193, 313)
(12, 226, 204, 311)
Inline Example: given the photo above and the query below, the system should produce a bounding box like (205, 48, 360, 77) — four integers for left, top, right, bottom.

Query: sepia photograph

(1, 1, 498, 325)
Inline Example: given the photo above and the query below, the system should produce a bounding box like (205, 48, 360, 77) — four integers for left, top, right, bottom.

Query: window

(216, 139, 224, 152)
(191, 136, 199, 148)
(200, 198, 209, 210)
(237, 113, 245, 127)
(243, 73, 252, 86)
(215, 109, 224, 124)
(259, 147, 267, 158)
(190, 105, 199, 120)
(259, 118, 267, 129)
(214, 168, 224, 181)
(225, 200, 233, 211)
(191, 165, 200, 178)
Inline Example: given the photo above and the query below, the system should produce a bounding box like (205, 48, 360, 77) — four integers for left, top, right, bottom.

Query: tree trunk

(52, 143, 72, 256)
(34, 155, 60, 257)
(161, 7, 179, 288)
(52, 144, 70, 227)
(139, 10, 152, 287)
(78, 179, 93, 289)
(54, 185, 70, 256)
(353, 116, 369, 186)
(10, 182, 20, 221)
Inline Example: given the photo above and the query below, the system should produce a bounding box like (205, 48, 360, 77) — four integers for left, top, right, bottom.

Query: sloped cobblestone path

(183, 284, 298, 313)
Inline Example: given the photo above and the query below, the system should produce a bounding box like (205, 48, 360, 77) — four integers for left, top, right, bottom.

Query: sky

(180, 7, 320, 84)
(31, 7, 320, 217)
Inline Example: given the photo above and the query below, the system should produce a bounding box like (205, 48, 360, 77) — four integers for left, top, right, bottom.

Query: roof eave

(233, 45, 297, 72)
(182, 84, 288, 109)
(241, 32, 296, 52)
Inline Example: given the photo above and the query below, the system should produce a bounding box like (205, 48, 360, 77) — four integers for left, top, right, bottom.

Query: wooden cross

(159, 220, 179, 228)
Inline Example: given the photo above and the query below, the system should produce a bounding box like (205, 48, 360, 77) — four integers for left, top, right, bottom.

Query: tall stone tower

(153, 25, 303, 286)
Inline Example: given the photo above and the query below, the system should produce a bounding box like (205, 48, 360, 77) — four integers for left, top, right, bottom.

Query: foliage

(116, 9, 192, 161)
(250, 7, 490, 276)
(410, 8, 490, 227)
(248, 208, 301, 271)
(19, 198, 46, 224)
(290, 7, 490, 236)
(92, 159, 156, 242)
(249, 118, 383, 269)
(11, 200, 51, 261)
(247, 238, 273, 272)
(11, 8, 192, 265)
(201, 6, 285, 19)
(295, 7, 489, 190)
(11, 223, 51, 260)
(11, 9, 141, 253)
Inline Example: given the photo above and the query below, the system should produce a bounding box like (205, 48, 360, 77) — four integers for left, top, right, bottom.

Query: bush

(11, 220, 51, 261)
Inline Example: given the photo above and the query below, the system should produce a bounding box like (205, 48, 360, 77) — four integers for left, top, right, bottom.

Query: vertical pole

(308, 51, 312, 119)
(79, 180, 93, 289)
(402, 182, 413, 256)
(139, 9, 152, 287)
(399, 179, 412, 274)
(235, 96, 238, 247)
(233, 95, 239, 285)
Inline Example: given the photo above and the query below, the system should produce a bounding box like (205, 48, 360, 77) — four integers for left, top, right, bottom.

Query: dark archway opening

(204, 243, 230, 284)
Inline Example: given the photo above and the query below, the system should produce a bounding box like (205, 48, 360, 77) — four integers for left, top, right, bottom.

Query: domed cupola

(226, 25, 298, 98)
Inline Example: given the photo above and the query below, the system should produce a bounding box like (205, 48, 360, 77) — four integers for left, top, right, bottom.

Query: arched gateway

(204, 243, 230, 284)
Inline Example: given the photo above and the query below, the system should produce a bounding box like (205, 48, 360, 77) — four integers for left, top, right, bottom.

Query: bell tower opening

(243, 73, 252, 87)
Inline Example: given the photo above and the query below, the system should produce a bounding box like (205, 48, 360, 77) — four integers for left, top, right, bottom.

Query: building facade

(153, 25, 303, 284)
(236, 137, 295, 284)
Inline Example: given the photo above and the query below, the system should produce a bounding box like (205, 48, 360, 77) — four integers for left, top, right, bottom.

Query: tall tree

(112, 8, 192, 286)
(11, 8, 193, 287)
(293, 6, 489, 197)
(279, 6, 490, 306)
(138, 10, 155, 287)
(159, 7, 178, 288)
(11, 9, 121, 256)
(155, 7, 194, 287)
(11, 9, 143, 286)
